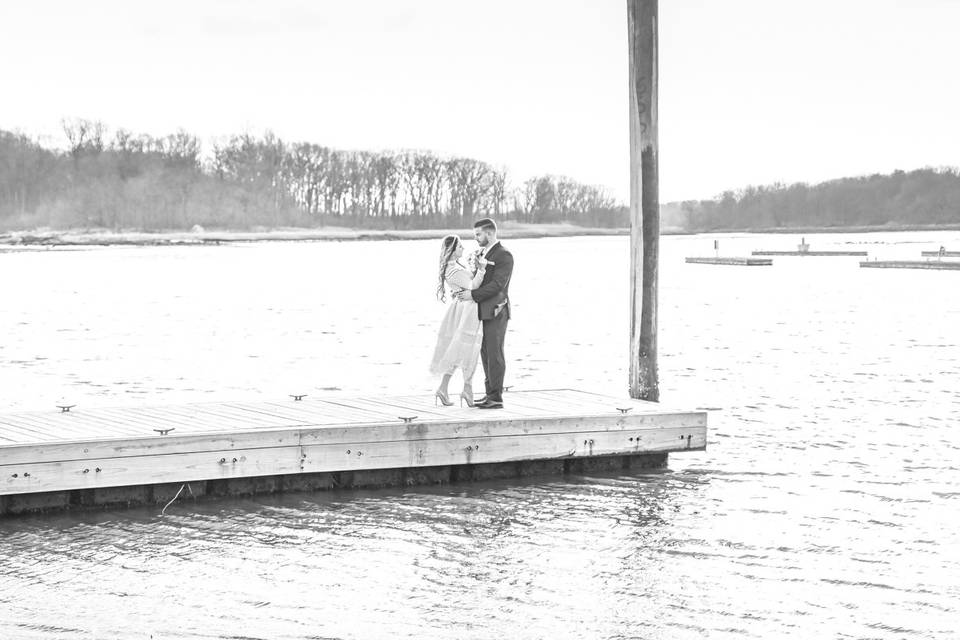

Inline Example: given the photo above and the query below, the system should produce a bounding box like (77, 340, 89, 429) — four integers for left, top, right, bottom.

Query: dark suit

(470, 242, 514, 403)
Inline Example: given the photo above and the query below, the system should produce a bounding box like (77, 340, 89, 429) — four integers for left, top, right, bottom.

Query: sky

(1, 0, 959, 202)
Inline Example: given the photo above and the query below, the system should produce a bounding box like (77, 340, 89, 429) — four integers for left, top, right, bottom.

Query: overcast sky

(1, 0, 958, 202)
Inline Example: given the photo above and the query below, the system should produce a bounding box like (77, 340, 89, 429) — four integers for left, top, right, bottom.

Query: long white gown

(429, 262, 484, 381)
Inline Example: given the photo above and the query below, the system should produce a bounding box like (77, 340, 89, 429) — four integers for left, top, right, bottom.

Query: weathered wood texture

(627, 0, 659, 402)
(752, 250, 867, 256)
(859, 260, 960, 270)
(0, 390, 706, 502)
(686, 257, 773, 266)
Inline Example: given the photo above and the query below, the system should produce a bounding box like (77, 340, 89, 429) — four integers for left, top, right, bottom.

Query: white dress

(429, 263, 484, 380)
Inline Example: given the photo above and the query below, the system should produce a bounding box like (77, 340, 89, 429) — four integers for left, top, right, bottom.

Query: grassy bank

(0, 222, 634, 249)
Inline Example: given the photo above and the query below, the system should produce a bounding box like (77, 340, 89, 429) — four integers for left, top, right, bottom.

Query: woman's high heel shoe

(460, 384, 474, 408)
(435, 389, 453, 407)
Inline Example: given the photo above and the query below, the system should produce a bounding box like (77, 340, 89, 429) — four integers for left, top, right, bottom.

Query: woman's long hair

(436, 235, 461, 302)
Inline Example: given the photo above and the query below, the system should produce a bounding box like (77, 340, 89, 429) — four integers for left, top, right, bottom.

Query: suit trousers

(480, 311, 509, 403)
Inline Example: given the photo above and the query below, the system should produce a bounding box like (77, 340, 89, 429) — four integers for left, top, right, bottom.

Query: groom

(455, 218, 513, 409)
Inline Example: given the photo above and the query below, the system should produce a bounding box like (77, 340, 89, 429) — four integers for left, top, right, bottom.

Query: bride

(429, 234, 490, 407)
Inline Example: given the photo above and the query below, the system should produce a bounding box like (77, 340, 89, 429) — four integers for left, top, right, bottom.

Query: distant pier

(0, 390, 707, 516)
(920, 250, 960, 257)
(753, 237, 866, 257)
(752, 250, 867, 256)
(685, 257, 773, 266)
(859, 260, 960, 271)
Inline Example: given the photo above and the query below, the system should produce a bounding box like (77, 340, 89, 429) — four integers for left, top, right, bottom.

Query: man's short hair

(473, 218, 497, 233)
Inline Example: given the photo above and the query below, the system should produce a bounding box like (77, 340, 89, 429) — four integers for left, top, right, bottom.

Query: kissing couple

(429, 218, 514, 409)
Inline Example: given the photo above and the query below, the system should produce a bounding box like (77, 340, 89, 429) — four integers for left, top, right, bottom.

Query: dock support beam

(628, 0, 660, 401)
(0, 454, 670, 517)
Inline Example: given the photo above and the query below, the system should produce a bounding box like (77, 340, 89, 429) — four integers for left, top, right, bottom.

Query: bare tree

(61, 118, 106, 158)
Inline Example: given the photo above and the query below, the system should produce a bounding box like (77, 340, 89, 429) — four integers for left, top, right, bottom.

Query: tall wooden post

(627, 0, 659, 401)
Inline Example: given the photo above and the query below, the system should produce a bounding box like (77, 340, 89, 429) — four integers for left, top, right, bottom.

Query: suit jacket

(471, 242, 514, 321)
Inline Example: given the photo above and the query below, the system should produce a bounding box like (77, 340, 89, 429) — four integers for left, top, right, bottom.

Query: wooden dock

(859, 260, 960, 270)
(752, 250, 867, 256)
(0, 389, 707, 515)
(685, 257, 773, 266)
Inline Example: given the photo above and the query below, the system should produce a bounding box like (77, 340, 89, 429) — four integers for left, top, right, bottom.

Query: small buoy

(153, 427, 175, 436)
(290, 394, 307, 401)
(398, 416, 417, 423)
(57, 404, 75, 413)
(616, 407, 632, 414)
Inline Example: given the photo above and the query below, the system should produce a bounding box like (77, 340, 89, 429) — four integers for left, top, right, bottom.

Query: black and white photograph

(1, 1, 958, 638)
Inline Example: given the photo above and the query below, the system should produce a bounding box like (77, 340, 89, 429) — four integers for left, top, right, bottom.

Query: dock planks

(0, 390, 707, 501)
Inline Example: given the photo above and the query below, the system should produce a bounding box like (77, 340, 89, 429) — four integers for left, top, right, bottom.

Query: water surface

(1, 231, 958, 638)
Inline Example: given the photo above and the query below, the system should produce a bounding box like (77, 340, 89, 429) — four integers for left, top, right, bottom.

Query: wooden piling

(627, 0, 659, 402)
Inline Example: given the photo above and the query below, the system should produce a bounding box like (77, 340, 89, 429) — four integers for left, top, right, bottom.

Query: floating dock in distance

(859, 260, 960, 270)
(752, 250, 867, 256)
(0, 389, 707, 516)
(920, 250, 960, 257)
(685, 257, 773, 266)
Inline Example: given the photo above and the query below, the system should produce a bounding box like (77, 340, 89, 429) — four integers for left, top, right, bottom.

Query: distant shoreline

(2, 221, 958, 249)
(698, 222, 960, 236)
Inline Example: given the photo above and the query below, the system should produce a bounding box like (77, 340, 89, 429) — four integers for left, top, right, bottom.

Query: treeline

(0, 120, 623, 231)
(680, 168, 960, 231)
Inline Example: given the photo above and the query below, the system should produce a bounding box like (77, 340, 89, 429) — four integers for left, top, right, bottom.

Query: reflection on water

(1, 231, 959, 638)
